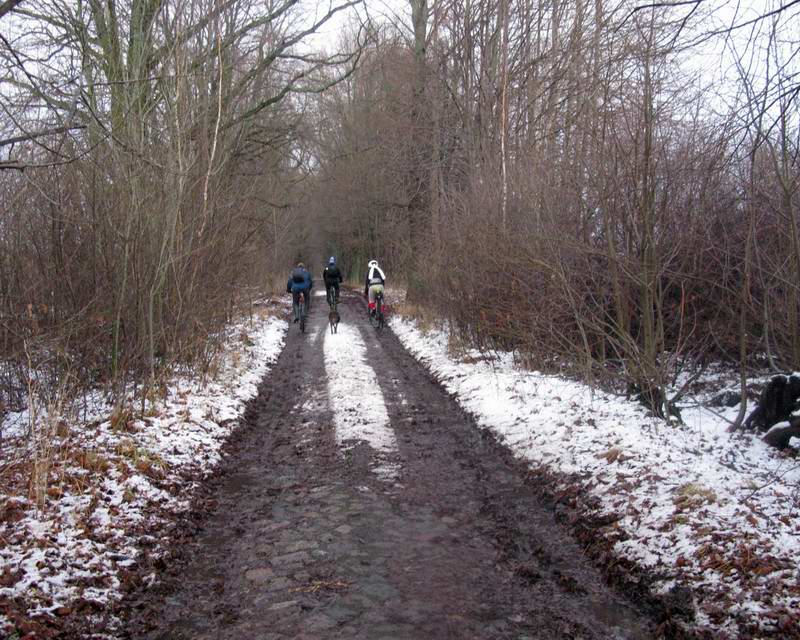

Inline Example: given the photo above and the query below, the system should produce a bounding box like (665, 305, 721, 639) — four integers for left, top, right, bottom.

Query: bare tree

(0, 0, 365, 409)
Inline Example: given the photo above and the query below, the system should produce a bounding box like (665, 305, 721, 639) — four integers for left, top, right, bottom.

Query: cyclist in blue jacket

(286, 262, 312, 323)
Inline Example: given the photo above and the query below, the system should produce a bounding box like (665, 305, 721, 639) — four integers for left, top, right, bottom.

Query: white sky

(303, 0, 409, 53)
(675, 0, 800, 121)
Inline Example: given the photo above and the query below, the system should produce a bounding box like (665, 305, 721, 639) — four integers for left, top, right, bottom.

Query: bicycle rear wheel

(371, 295, 384, 331)
(369, 299, 379, 328)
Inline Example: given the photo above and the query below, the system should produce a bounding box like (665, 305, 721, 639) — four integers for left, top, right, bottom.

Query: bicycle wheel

(371, 295, 384, 332)
(369, 300, 380, 328)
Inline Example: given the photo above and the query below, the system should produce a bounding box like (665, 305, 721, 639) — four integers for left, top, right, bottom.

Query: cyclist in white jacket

(363, 259, 385, 316)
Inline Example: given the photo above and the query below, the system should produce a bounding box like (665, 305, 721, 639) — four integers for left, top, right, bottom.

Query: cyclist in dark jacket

(286, 262, 312, 323)
(322, 256, 343, 306)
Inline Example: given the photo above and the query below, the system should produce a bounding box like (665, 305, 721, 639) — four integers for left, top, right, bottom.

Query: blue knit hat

(328, 256, 336, 265)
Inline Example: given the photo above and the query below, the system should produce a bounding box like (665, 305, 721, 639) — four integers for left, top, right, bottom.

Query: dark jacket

(323, 265, 342, 287)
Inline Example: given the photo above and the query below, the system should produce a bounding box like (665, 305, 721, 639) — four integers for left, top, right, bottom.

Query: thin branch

(227, 30, 364, 128)
(687, 0, 800, 46)
(0, 124, 86, 148)
(0, 0, 24, 20)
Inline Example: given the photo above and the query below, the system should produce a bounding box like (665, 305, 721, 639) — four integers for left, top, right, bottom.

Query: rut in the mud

(124, 291, 656, 639)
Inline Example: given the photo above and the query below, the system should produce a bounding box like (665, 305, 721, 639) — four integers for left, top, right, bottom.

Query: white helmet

(368, 260, 379, 268)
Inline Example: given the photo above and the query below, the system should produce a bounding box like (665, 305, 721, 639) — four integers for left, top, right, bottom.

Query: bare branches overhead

(0, 0, 366, 168)
(0, 0, 24, 20)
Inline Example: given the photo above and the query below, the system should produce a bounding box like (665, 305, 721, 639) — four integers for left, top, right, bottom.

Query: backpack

(325, 266, 341, 283)
(368, 266, 385, 283)
(291, 267, 306, 284)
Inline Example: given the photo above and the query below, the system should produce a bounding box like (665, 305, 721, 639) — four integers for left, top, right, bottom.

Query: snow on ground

(390, 315, 800, 638)
(0, 304, 287, 637)
(324, 322, 399, 481)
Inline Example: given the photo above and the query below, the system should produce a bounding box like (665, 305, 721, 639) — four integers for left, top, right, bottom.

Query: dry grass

(115, 439, 166, 479)
(252, 302, 286, 321)
(76, 449, 111, 474)
(289, 579, 351, 594)
(239, 328, 254, 347)
(393, 301, 438, 334)
(109, 406, 135, 432)
(447, 331, 469, 359)
(674, 482, 717, 507)
(26, 380, 77, 510)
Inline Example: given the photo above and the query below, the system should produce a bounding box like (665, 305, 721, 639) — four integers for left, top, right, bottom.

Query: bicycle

(299, 290, 310, 333)
(326, 285, 339, 309)
(369, 290, 385, 331)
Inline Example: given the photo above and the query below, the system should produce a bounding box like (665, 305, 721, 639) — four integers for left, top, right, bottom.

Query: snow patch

(324, 323, 399, 481)
(0, 309, 288, 636)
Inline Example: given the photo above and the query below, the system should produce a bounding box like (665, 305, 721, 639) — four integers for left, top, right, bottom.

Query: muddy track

(122, 291, 656, 639)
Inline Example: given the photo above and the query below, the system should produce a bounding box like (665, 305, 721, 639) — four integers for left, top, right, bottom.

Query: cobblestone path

(126, 292, 655, 639)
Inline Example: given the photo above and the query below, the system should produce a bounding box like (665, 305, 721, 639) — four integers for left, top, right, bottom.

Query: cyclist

(286, 262, 312, 323)
(322, 256, 343, 307)
(364, 259, 385, 317)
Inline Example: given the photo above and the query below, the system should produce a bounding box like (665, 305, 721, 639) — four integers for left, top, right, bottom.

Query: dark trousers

(292, 289, 309, 320)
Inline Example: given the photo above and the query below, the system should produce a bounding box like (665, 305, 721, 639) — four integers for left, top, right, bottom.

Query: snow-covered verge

(390, 315, 800, 639)
(0, 303, 287, 638)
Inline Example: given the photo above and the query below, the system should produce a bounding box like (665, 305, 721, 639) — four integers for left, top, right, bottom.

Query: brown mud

(115, 291, 671, 639)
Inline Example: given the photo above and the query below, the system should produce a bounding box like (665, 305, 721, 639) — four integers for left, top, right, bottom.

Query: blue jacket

(287, 268, 312, 293)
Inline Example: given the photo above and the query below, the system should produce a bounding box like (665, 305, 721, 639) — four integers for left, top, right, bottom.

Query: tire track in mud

(123, 291, 656, 640)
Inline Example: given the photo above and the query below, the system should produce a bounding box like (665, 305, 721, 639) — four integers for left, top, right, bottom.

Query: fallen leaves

(0, 567, 22, 587)
(0, 498, 28, 524)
